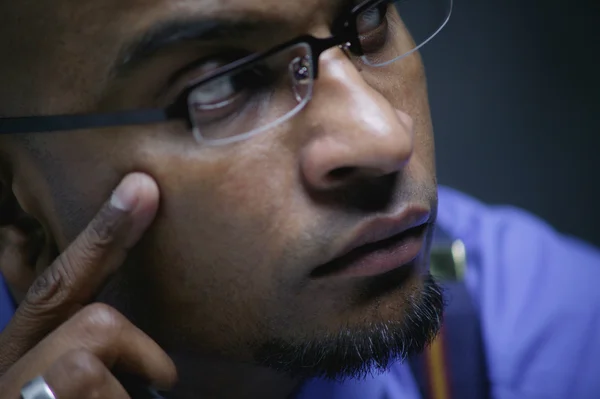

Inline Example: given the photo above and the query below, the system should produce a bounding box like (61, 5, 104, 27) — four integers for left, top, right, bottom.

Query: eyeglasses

(0, 0, 452, 145)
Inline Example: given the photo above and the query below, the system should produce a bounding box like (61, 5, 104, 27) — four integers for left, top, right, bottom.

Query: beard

(254, 274, 444, 381)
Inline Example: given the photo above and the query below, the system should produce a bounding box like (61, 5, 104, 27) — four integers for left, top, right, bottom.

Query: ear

(0, 176, 56, 303)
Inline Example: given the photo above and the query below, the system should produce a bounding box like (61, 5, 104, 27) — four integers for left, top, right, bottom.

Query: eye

(185, 59, 276, 130)
(357, 3, 388, 34)
(184, 60, 240, 110)
(190, 75, 237, 110)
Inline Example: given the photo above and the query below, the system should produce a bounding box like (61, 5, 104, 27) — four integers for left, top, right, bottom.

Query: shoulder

(437, 186, 600, 399)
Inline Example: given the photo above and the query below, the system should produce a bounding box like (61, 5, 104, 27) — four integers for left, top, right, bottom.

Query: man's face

(1, 0, 441, 380)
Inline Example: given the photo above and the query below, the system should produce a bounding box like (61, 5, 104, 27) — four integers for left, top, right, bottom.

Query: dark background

(420, 0, 600, 246)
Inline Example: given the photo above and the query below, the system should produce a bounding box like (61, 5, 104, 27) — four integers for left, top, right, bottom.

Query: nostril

(327, 167, 357, 181)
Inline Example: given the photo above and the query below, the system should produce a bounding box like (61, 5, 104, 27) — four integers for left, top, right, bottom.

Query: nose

(299, 52, 415, 191)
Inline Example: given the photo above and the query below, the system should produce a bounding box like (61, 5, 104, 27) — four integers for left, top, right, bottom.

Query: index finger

(0, 173, 159, 371)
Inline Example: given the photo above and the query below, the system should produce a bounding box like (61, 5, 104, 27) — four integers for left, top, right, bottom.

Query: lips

(311, 207, 431, 279)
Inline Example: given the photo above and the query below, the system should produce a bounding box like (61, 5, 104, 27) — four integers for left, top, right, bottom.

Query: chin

(253, 273, 444, 381)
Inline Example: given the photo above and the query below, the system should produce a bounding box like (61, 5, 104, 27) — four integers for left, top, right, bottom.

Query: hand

(0, 173, 177, 398)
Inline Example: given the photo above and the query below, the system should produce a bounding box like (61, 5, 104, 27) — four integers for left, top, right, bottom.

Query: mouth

(311, 216, 430, 279)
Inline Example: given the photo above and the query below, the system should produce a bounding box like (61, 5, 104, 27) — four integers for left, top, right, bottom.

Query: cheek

(123, 137, 309, 349)
(147, 140, 297, 265)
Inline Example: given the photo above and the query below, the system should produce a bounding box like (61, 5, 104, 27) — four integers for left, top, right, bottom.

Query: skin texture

(0, 0, 440, 398)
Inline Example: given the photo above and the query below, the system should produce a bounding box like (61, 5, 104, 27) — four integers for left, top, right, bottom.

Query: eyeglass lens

(189, 0, 451, 144)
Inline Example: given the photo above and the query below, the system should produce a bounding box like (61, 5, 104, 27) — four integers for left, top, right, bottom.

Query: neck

(164, 352, 305, 399)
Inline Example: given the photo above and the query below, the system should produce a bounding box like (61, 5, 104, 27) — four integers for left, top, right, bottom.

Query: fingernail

(110, 176, 139, 211)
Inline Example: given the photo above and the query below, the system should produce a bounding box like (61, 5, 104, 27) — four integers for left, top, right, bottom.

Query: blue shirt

(2, 186, 600, 398)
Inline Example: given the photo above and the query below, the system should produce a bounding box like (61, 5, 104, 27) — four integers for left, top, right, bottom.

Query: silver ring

(20, 376, 57, 399)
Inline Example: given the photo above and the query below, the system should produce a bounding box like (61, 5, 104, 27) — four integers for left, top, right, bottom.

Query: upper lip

(317, 205, 431, 269)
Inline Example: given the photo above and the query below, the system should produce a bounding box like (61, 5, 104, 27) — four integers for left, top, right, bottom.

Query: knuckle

(23, 272, 58, 306)
(86, 222, 115, 252)
(86, 204, 122, 249)
(75, 303, 125, 342)
(60, 349, 108, 390)
(22, 259, 77, 310)
(23, 267, 67, 308)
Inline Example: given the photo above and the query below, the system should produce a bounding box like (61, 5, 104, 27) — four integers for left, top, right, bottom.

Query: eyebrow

(109, 0, 359, 79)
(111, 17, 281, 78)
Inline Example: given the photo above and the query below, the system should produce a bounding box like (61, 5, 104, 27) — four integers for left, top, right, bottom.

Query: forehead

(33, 0, 337, 33)
(0, 0, 345, 113)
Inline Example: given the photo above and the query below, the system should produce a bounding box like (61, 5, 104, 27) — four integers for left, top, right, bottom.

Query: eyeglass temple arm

(0, 109, 172, 135)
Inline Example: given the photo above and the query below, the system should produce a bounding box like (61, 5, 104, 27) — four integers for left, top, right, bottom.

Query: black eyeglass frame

(0, 0, 391, 135)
